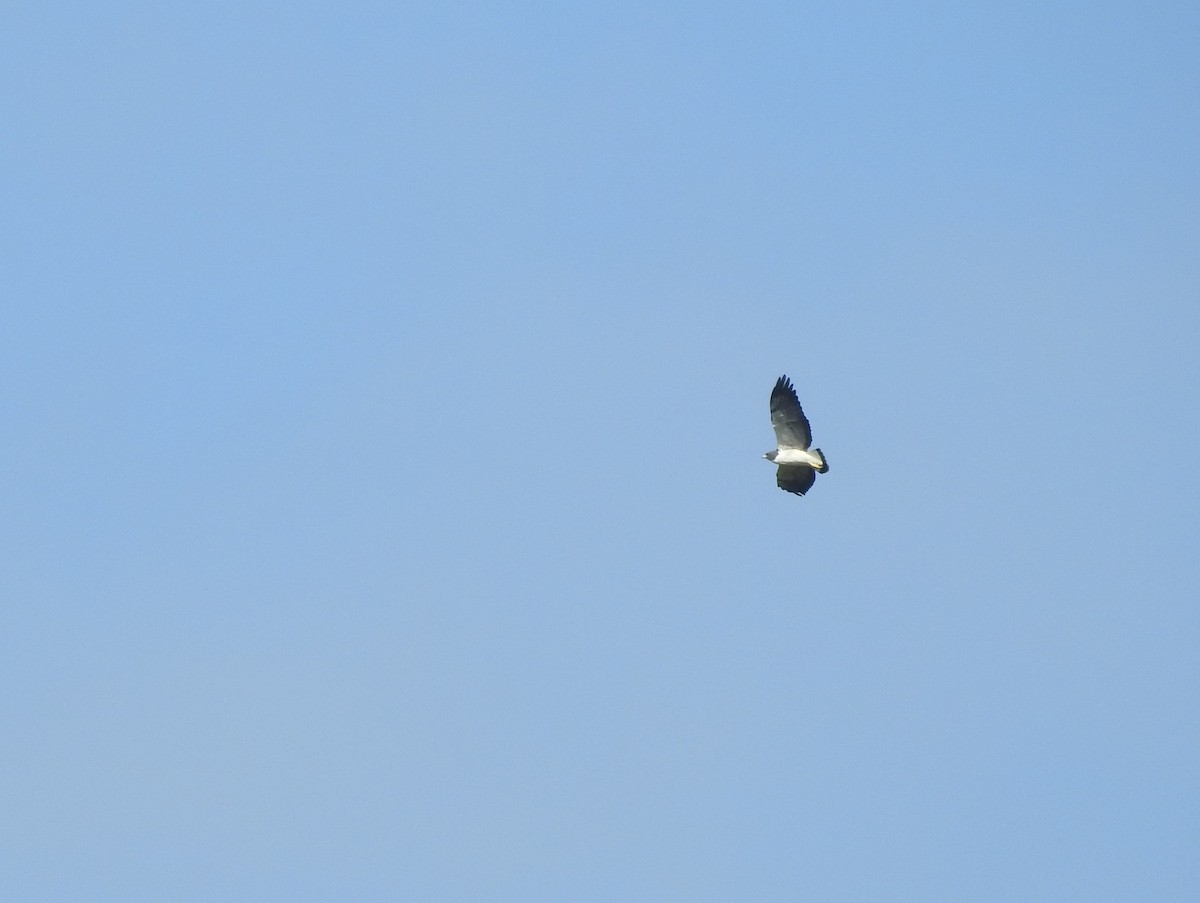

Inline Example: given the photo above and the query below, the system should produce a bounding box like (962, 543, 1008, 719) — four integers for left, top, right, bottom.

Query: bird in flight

(763, 375, 828, 496)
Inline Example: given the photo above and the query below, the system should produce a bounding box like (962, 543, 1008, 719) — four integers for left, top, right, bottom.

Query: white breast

(774, 448, 823, 467)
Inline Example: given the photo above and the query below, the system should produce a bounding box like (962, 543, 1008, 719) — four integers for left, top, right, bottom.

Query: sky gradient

(4, 3, 1199, 900)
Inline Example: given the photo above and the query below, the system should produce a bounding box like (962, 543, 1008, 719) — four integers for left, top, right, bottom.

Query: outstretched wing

(776, 464, 817, 496)
(770, 375, 813, 450)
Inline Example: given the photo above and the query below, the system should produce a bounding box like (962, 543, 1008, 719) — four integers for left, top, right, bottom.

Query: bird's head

(762, 450, 778, 462)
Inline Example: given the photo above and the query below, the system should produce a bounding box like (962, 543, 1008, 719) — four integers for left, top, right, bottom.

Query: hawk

(763, 375, 828, 496)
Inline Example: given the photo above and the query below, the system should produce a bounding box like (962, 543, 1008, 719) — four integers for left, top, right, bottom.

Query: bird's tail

(813, 449, 829, 473)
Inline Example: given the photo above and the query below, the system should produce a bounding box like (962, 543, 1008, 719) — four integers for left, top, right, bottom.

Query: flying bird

(763, 375, 828, 496)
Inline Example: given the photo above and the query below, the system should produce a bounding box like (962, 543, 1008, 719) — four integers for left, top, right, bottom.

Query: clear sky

(4, 2, 1198, 900)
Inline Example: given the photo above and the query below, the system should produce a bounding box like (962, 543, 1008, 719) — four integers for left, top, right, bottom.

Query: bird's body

(765, 447, 827, 468)
(763, 375, 828, 496)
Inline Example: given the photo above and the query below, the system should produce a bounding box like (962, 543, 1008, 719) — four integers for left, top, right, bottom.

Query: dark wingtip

(772, 375, 796, 399)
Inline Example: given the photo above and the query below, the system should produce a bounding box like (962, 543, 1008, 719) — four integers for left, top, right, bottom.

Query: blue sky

(4, 2, 1198, 900)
